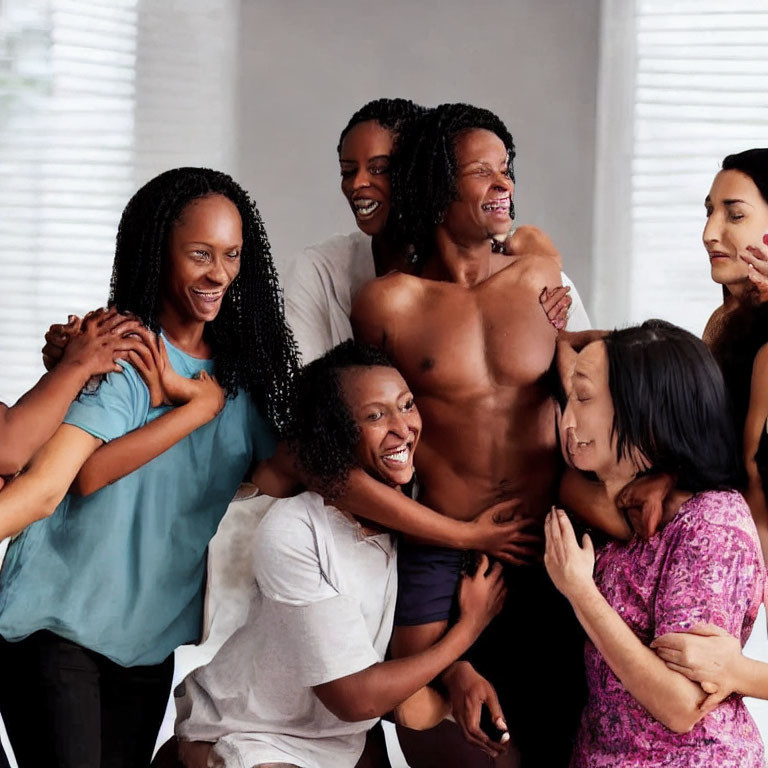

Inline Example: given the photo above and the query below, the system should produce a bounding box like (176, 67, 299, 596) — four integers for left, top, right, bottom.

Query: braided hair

(109, 167, 299, 435)
(336, 97, 427, 155)
(392, 102, 516, 267)
(285, 340, 395, 498)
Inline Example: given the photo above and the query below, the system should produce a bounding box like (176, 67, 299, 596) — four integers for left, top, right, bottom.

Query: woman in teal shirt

(0, 167, 299, 768)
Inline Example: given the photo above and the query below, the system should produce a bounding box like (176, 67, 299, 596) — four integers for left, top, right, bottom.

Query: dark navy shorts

(394, 541, 473, 626)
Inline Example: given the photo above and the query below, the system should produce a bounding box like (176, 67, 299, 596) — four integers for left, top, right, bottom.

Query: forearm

(0, 425, 100, 538)
(560, 469, 631, 540)
(733, 656, 768, 700)
(571, 584, 706, 732)
(319, 621, 477, 722)
(338, 469, 472, 548)
(0, 362, 89, 475)
(72, 403, 212, 496)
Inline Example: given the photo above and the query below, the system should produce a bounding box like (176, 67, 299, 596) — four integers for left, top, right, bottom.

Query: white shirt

(285, 231, 592, 364)
(175, 492, 398, 768)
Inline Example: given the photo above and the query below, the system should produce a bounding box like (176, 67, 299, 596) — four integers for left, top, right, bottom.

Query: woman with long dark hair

(0, 167, 299, 767)
(702, 149, 768, 560)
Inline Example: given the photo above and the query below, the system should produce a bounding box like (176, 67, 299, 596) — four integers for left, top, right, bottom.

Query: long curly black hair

(109, 167, 299, 435)
(336, 97, 427, 155)
(391, 102, 516, 267)
(285, 340, 394, 498)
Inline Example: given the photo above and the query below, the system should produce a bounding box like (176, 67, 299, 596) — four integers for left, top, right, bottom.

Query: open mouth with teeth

(482, 197, 511, 214)
(353, 199, 382, 218)
(381, 442, 413, 469)
(191, 288, 224, 303)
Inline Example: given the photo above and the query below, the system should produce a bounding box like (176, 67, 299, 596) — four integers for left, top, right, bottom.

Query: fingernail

(763, 233, 768, 246)
(496, 717, 507, 730)
(500, 732, 510, 744)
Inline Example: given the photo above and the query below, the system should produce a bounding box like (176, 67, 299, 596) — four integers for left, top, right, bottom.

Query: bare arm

(314, 556, 505, 722)
(0, 309, 144, 476)
(72, 336, 225, 496)
(742, 343, 768, 562)
(545, 509, 707, 733)
(337, 468, 539, 562)
(0, 424, 101, 538)
(652, 624, 768, 711)
(559, 468, 632, 540)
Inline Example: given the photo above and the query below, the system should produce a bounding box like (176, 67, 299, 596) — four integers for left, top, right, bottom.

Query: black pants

(0, 631, 174, 768)
(467, 564, 587, 768)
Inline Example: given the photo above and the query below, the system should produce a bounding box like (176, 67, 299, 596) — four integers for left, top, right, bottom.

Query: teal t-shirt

(0, 336, 275, 667)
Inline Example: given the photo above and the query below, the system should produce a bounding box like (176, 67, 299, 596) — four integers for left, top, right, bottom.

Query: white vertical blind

(626, 1, 768, 336)
(0, 0, 240, 406)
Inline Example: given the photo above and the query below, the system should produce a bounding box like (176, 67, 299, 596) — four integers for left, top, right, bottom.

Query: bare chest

(389, 280, 556, 396)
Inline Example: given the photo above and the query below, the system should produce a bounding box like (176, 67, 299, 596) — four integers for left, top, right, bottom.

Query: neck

(371, 231, 414, 277)
(602, 470, 638, 506)
(421, 230, 493, 286)
(156, 304, 210, 357)
(725, 279, 752, 304)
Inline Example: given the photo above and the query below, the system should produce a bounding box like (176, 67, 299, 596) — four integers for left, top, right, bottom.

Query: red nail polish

(763, 233, 768, 246)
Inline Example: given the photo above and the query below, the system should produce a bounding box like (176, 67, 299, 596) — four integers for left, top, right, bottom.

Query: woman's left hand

(741, 233, 768, 303)
(544, 507, 596, 601)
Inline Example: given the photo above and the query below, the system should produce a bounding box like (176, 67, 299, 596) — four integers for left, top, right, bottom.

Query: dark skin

(0, 308, 144, 480)
(352, 129, 563, 734)
(354, 130, 562, 533)
(339, 119, 415, 276)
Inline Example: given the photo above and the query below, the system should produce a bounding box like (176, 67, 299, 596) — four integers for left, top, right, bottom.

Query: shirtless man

(352, 103, 586, 767)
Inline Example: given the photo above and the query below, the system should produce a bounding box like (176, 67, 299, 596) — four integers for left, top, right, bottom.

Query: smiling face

(341, 365, 421, 487)
(439, 128, 514, 244)
(339, 120, 395, 237)
(703, 169, 768, 290)
(161, 194, 243, 327)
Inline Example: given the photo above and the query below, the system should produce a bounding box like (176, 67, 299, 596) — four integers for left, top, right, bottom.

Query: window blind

(628, 0, 768, 336)
(0, 0, 239, 406)
(0, 0, 138, 405)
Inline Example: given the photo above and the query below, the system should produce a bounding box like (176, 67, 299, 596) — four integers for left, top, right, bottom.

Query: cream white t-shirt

(175, 492, 397, 768)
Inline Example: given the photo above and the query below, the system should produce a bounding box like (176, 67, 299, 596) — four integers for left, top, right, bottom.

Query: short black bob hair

(605, 319, 743, 491)
(392, 102, 516, 267)
(721, 148, 768, 206)
(285, 340, 397, 497)
(336, 97, 427, 155)
(109, 167, 299, 435)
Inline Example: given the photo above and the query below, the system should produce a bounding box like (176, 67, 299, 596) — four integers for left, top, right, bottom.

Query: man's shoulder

(352, 271, 423, 318)
(491, 252, 561, 294)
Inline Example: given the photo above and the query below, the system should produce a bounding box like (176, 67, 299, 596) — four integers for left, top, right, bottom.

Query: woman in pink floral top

(545, 320, 765, 767)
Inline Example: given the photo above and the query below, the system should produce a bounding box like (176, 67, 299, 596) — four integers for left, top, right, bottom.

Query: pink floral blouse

(571, 490, 766, 768)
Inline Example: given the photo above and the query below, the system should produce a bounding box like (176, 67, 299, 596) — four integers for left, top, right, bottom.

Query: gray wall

(235, 0, 601, 310)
